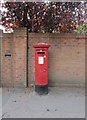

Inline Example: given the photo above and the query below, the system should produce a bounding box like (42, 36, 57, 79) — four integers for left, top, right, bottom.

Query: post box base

(35, 84, 48, 95)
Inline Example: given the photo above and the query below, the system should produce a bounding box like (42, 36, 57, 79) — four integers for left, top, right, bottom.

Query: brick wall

(28, 33, 86, 87)
(1, 28, 86, 87)
(1, 28, 27, 87)
(2, 33, 13, 87)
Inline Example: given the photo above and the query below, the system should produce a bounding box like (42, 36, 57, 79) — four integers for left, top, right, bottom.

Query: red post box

(33, 43, 50, 94)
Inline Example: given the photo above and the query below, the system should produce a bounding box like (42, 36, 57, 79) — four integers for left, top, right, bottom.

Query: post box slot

(37, 52, 45, 54)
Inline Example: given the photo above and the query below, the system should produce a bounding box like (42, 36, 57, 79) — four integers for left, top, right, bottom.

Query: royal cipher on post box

(33, 43, 50, 94)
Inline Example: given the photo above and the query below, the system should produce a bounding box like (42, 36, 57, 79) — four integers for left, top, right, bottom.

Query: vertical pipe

(0, 30, 2, 87)
(26, 28, 28, 87)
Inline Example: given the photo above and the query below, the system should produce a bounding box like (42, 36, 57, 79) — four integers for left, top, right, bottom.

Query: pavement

(1, 87, 85, 118)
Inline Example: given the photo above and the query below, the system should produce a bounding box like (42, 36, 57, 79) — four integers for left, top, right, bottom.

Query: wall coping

(2, 26, 87, 39)
(29, 33, 87, 39)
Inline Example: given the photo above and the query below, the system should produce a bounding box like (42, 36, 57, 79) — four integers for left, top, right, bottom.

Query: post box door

(35, 51, 48, 85)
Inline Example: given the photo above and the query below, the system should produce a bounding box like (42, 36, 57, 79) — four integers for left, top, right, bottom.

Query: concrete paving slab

(2, 87, 85, 118)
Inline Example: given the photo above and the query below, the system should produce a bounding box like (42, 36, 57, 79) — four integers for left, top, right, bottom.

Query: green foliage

(74, 23, 87, 34)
